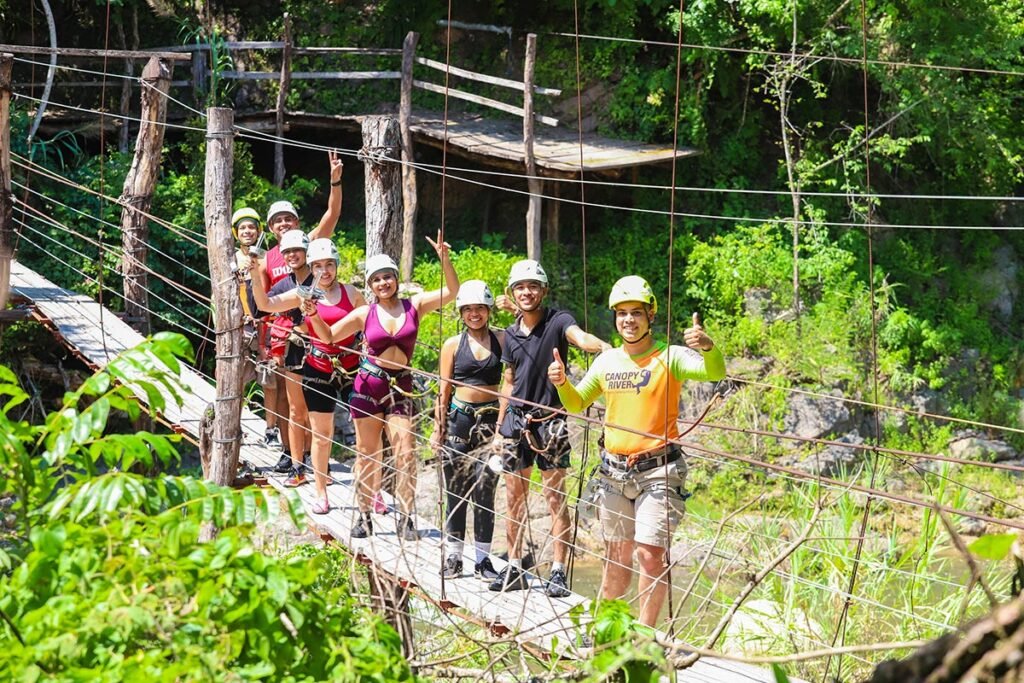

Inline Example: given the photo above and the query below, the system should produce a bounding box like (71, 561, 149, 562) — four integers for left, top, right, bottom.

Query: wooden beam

(273, 13, 292, 188)
(203, 107, 244, 496)
(412, 80, 560, 127)
(414, 56, 561, 96)
(119, 56, 171, 336)
(221, 70, 401, 80)
(0, 44, 190, 61)
(523, 35, 541, 262)
(399, 32, 419, 283)
(0, 54, 12, 311)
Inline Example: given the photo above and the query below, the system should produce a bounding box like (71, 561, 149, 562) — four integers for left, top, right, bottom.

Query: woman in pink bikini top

(305, 230, 459, 540)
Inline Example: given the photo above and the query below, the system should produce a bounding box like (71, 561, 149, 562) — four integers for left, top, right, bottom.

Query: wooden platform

(9, 259, 780, 683)
(231, 109, 699, 176)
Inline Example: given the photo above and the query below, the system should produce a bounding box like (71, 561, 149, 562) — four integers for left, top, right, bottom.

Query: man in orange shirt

(548, 275, 725, 626)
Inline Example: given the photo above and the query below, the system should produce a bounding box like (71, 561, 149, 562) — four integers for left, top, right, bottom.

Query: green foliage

(569, 599, 668, 682)
(968, 533, 1017, 561)
(0, 335, 413, 682)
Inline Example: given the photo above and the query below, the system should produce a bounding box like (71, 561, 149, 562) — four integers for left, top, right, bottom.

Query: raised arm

(308, 150, 343, 241)
(249, 259, 300, 313)
(413, 230, 459, 316)
(565, 324, 611, 354)
(307, 303, 368, 344)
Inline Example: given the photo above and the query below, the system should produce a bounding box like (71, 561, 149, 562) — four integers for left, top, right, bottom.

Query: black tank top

(451, 331, 502, 387)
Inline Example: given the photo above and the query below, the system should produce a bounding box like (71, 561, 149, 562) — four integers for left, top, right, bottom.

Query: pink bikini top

(364, 299, 419, 360)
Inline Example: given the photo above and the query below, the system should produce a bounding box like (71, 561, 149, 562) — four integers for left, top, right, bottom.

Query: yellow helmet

(608, 275, 657, 316)
(231, 207, 262, 240)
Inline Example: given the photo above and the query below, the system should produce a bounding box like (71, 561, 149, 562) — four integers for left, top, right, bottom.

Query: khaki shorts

(597, 457, 688, 548)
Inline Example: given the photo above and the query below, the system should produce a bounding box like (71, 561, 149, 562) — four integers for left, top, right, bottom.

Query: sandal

(311, 498, 331, 515)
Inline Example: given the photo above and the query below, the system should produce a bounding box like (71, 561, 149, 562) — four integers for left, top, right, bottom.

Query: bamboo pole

(273, 13, 292, 188)
(523, 34, 542, 261)
(398, 31, 419, 283)
(0, 54, 13, 312)
(203, 107, 244, 495)
(120, 57, 171, 335)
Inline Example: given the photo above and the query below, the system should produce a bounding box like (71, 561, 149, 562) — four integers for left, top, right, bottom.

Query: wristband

(330, 179, 342, 186)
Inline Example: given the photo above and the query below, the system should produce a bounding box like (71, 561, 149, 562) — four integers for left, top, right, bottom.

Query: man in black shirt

(489, 259, 609, 596)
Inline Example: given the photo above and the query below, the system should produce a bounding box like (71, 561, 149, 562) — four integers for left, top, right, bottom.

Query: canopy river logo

(605, 369, 652, 394)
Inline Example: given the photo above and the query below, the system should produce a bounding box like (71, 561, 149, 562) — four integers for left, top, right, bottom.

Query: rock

(999, 459, 1024, 478)
(956, 516, 987, 537)
(977, 244, 1019, 322)
(784, 431, 866, 478)
(948, 435, 1018, 463)
(784, 391, 855, 440)
(743, 288, 775, 320)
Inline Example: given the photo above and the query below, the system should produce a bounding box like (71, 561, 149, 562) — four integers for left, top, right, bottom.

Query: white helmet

(279, 229, 309, 252)
(306, 238, 339, 264)
(266, 200, 298, 224)
(365, 253, 399, 281)
(455, 280, 494, 309)
(507, 259, 548, 290)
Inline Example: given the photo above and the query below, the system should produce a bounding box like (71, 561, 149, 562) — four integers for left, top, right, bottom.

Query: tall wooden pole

(523, 34, 542, 261)
(0, 54, 13, 312)
(120, 56, 171, 335)
(362, 116, 404, 263)
(398, 31, 419, 282)
(204, 107, 243, 492)
(273, 13, 292, 188)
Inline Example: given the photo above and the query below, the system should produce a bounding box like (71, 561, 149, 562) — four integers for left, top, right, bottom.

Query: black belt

(601, 446, 681, 474)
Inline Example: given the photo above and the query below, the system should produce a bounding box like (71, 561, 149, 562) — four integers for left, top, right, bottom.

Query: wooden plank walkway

(9, 259, 781, 683)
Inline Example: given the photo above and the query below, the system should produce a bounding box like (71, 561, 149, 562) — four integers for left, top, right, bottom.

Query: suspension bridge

(7, 257, 785, 683)
(4, 19, 1024, 682)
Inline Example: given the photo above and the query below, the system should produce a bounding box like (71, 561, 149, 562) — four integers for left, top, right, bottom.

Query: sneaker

(351, 513, 373, 539)
(272, 451, 293, 474)
(282, 468, 307, 488)
(372, 491, 389, 515)
(441, 553, 463, 578)
(264, 427, 282, 450)
(474, 557, 499, 581)
(398, 516, 419, 542)
(545, 568, 571, 598)
(488, 564, 529, 592)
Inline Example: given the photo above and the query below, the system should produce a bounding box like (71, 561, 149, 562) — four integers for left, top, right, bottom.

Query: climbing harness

(359, 357, 436, 399)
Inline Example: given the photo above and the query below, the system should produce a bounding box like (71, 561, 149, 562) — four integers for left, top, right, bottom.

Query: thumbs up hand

(548, 347, 567, 387)
(684, 311, 714, 351)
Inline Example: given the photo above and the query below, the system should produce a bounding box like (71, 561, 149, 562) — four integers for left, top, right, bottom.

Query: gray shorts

(596, 457, 688, 548)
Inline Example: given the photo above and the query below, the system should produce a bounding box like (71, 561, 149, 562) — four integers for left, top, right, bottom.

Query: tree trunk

(273, 13, 292, 188)
(362, 116, 404, 263)
(120, 56, 170, 336)
(203, 107, 243, 502)
(0, 54, 13, 312)
(523, 34, 542, 261)
(398, 31, 419, 282)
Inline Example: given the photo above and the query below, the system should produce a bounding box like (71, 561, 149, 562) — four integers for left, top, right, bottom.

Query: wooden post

(362, 116, 404, 262)
(523, 34, 542, 261)
(398, 31, 419, 282)
(191, 48, 207, 106)
(273, 13, 292, 188)
(0, 54, 13, 312)
(545, 179, 560, 245)
(203, 107, 243, 495)
(120, 57, 171, 335)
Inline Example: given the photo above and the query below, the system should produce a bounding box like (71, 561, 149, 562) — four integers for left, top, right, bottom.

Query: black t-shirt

(502, 308, 576, 411)
(268, 272, 314, 325)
